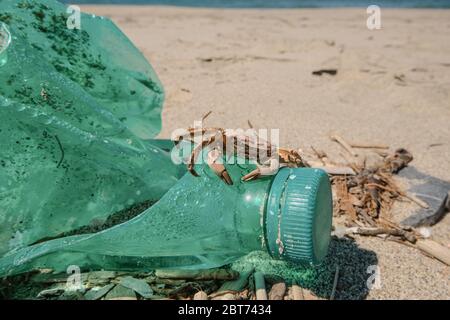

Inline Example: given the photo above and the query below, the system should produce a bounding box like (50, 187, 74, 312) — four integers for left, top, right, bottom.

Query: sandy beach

(83, 6, 450, 299)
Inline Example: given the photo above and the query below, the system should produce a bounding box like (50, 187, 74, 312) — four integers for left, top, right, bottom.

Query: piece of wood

(415, 239, 450, 266)
(155, 269, 238, 280)
(330, 265, 339, 300)
(268, 282, 286, 300)
(343, 226, 416, 243)
(350, 142, 389, 149)
(193, 291, 208, 300)
(254, 272, 267, 300)
(331, 134, 358, 157)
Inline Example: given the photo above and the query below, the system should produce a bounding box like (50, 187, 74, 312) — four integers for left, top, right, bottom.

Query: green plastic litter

(0, 156, 332, 276)
(0, 0, 182, 259)
(0, 0, 333, 279)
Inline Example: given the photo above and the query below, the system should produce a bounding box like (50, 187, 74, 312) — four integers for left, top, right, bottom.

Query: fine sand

(84, 6, 449, 299)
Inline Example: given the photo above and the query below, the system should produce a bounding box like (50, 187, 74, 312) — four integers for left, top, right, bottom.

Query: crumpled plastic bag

(0, 0, 182, 273)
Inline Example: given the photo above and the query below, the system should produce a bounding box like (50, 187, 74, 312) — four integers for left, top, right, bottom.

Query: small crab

(173, 112, 308, 185)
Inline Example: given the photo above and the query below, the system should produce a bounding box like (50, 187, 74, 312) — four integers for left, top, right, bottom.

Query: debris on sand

(312, 69, 338, 76)
(321, 134, 449, 266)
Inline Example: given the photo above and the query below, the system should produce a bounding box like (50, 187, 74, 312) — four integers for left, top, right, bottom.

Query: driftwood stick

(330, 265, 340, 300)
(343, 226, 416, 243)
(331, 134, 358, 157)
(415, 239, 450, 266)
(350, 142, 389, 149)
(201, 110, 212, 121)
(155, 269, 238, 281)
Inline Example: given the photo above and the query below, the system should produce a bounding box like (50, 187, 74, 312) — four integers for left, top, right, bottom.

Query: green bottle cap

(265, 167, 333, 265)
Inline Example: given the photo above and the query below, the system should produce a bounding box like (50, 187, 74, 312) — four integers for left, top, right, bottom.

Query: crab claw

(188, 163, 200, 177)
(207, 149, 233, 185)
(209, 162, 233, 185)
(241, 168, 261, 182)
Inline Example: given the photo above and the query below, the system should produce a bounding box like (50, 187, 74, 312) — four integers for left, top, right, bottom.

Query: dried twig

(201, 110, 212, 121)
(330, 134, 358, 157)
(330, 265, 339, 300)
(342, 226, 417, 243)
(155, 269, 238, 281)
(350, 142, 389, 149)
(415, 239, 450, 266)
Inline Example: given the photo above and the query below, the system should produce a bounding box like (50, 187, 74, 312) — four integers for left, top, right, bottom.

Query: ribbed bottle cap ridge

(265, 168, 333, 265)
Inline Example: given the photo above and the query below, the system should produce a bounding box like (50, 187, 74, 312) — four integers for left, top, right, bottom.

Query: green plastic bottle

(0, 158, 333, 276)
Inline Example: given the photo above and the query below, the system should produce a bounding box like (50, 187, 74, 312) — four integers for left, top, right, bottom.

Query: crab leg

(173, 127, 223, 146)
(241, 158, 281, 182)
(207, 149, 233, 185)
(188, 135, 217, 177)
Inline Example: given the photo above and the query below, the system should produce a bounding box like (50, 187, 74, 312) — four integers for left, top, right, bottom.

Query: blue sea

(60, 0, 450, 8)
